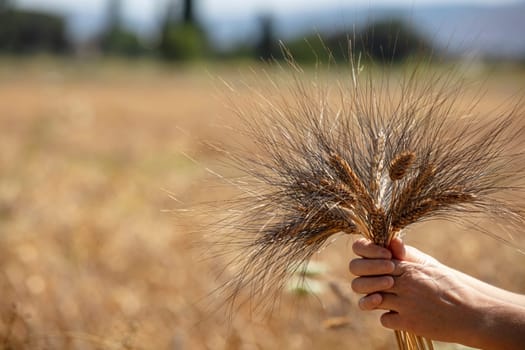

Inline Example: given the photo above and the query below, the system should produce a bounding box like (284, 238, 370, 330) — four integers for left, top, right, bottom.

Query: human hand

(349, 237, 439, 310)
(349, 237, 491, 345)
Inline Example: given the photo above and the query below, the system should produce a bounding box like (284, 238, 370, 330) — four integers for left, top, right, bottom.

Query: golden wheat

(210, 56, 525, 349)
(389, 151, 416, 181)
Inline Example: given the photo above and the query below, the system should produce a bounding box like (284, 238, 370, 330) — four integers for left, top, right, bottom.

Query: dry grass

(0, 59, 524, 349)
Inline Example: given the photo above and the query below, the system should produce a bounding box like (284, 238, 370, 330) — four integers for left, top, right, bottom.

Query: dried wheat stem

(319, 178, 357, 209)
(306, 227, 348, 244)
(395, 330, 434, 350)
(370, 206, 388, 246)
(392, 162, 436, 217)
(328, 152, 374, 211)
(387, 181, 400, 244)
(386, 149, 416, 243)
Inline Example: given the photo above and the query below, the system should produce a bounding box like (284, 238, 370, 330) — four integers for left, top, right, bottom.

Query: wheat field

(0, 59, 524, 349)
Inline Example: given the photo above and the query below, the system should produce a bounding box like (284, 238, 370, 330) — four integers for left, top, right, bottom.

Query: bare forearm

(452, 267, 525, 307)
(471, 299, 525, 350)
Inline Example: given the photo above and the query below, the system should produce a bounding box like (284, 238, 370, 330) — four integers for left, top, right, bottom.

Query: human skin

(349, 237, 525, 349)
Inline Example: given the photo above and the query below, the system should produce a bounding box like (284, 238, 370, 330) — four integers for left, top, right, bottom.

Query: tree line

(0, 0, 432, 63)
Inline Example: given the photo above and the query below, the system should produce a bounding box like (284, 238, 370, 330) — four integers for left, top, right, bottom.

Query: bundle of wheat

(213, 55, 524, 349)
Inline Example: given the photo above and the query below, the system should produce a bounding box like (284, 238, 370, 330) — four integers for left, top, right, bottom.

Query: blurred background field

(0, 58, 524, 350)
(0, 0, 525, 349)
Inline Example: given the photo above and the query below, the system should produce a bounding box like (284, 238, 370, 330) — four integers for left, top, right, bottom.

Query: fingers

(358, 293, 382, 310)
(380, 311, 404, 330)
(375, 291, 401, 311)
(358, 292, 401, 312)
(352, 275, 394, 294)
(352, 238, 392, 259)
(349, 258, 395, 276)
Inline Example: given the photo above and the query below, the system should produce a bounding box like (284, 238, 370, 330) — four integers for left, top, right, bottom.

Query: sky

(11, 0, 525, 52)
(16, 0, 522, 18)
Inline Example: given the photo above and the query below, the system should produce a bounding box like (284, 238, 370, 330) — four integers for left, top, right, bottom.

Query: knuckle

(396, 262, 417, 279)
(400, 265, 420, 281)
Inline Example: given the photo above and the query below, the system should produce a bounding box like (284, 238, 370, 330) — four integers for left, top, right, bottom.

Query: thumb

(388, 237, 406, 260)
(390, 237, 440, 266)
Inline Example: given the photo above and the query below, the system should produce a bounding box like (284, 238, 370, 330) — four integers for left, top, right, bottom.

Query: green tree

(255, 15, 278, 61)
(283, 18, 432, 65)
(157, 0, 207, 61)
(183, 0, 194, 24)
(99, 0, 145, 56)
(0, 8, 69, 54)
(283, 35, 335, 64)
(0, 0, 11, 11)
(355, 18, 431, 63)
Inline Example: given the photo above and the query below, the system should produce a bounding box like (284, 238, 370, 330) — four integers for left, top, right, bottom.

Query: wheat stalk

(210, 56, 525, 349)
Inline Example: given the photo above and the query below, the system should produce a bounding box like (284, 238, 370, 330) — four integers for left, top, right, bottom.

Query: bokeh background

(0, 0, 524, 349)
